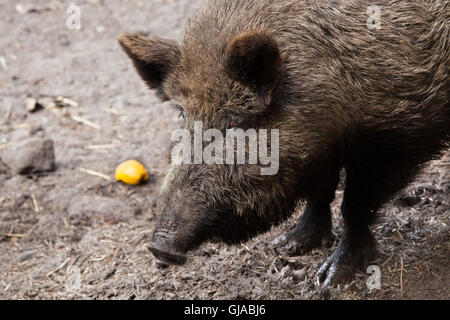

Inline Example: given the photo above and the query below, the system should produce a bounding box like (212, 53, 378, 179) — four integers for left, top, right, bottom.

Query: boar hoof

(277, 203, 336, 255)
(288, 230, 335, 255)
(316, 236, 377, 288)
(272, 230, 334, 256)
(277, 223, 335, 255)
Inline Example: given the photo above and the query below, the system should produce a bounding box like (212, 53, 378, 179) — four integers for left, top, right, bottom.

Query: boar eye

(228, 115, 243, 128)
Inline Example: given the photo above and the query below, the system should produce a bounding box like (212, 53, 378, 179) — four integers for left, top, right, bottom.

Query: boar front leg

(283, 168, 341, 254)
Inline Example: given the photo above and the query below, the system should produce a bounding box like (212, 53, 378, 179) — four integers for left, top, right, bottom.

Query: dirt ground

(0, 0, 448, 300)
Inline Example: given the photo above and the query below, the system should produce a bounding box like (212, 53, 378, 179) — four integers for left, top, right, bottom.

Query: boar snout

(148, 231, 187, 266)
(148, 206, 187, 265)
(148, 206, 203, 266)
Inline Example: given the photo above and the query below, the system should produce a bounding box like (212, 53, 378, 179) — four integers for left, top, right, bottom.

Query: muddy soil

(0, 0, 448, 300)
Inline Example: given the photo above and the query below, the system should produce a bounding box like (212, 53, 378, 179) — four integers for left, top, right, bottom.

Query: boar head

(118, 31, 309, 265)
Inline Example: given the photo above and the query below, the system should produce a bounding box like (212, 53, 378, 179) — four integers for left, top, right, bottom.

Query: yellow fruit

(115, 160, 149, 185)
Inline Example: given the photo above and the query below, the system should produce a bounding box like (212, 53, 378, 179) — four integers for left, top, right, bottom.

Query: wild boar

(118, 0, 449, 287)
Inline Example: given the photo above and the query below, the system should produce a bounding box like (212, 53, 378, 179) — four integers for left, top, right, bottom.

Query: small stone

(16, 250, 37, 263)
(54, 96, 79, 108)
(26, 97, 44, 113)
(2, 138, 55, 174)
(15, 4, 35, 15)
(293, 268, 308, 281)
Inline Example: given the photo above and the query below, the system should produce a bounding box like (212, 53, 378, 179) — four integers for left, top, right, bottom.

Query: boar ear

(118, 32, 180, 100)
(225, 31, 282, 105)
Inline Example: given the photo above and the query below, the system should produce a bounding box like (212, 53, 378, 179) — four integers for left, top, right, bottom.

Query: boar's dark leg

(286, 202, 335, 253)
(316, 160, 413, 287)
(283, 168, 341, 254)
(316, 168, 379, 287)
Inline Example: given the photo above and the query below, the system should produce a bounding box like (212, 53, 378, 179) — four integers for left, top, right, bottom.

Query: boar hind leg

(284, 169, 340, 254)
(317, 161, 414, 287)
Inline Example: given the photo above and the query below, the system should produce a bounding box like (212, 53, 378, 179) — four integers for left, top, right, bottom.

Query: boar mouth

(148, 230, 187, 266)
(148, 244, 187, 265)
